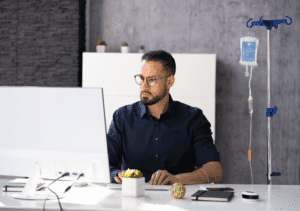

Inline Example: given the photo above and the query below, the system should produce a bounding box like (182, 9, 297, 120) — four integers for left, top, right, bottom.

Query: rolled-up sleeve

(107, 109, 123, 183)
(192, 109, 220, 168)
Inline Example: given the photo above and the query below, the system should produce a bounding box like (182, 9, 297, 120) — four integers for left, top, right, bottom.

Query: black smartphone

(206, 187, 234, 191)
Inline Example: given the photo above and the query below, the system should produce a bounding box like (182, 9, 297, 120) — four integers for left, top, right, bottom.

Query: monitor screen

(0, 87, 111, 183)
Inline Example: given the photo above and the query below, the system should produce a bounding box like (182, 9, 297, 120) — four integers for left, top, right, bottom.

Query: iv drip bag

(239, 36, 259, 67)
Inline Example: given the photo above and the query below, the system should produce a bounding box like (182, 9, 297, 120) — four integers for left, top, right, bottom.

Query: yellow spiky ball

(170, 182, 186, 199)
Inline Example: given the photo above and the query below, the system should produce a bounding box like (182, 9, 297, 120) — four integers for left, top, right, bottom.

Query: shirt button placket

(155, 121, 159, 158)
(155, 137, 159, 158)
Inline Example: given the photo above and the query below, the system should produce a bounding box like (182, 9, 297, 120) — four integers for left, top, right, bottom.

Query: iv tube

(249, 66, 252, 98)
(248, 66, 254, 188)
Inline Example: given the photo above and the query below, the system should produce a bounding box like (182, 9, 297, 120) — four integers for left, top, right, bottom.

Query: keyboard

(107, 183, 171, 191)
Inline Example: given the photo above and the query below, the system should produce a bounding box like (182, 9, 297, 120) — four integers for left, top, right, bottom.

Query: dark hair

(141, 50, 176, 76)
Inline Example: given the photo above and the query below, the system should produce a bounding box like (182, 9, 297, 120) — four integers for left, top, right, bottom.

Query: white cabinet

(82, 53, 216, 144)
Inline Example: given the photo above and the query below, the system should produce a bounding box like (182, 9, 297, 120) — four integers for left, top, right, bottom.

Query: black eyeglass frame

(134, 74, 172, 87)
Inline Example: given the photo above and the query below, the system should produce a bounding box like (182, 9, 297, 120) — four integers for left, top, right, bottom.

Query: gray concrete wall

(89, 0, 300, 185)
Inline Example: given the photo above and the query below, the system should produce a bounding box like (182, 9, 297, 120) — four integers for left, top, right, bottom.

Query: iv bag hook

(247, 16, 293, 30)
(246, 18, 253, 28)
(285, 16, 292, 25)
(259, 16, 292, 25)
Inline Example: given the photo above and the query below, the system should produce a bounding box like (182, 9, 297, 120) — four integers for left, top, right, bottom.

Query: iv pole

(246, 16, 292, 185)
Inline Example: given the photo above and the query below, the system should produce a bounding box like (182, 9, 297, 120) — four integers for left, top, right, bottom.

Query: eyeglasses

(134, 74, 171, 87)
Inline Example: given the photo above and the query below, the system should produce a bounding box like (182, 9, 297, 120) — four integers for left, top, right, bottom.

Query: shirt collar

(139, 93, 174, 119)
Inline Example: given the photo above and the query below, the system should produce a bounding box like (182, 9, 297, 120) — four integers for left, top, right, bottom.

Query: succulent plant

(95, 38, 107, 46)
(122, 42, 128, 46)
(140, 45, 144, 50)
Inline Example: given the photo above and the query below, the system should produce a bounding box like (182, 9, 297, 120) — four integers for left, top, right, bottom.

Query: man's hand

(114, 171, 126, 184)
(148, 170, 179, 185)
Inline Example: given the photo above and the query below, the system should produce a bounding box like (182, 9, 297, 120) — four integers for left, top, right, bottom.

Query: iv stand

(246, 16, 292, 185)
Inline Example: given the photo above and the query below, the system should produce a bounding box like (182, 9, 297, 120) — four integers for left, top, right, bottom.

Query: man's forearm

(174, 161, 222, 185)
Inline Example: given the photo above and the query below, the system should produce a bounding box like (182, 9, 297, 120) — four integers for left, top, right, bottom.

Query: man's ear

(168, 76, 175, 89)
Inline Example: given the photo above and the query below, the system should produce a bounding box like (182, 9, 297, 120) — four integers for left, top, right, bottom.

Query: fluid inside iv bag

(239, 36, 259, 67)
(242, 42, 256, 61)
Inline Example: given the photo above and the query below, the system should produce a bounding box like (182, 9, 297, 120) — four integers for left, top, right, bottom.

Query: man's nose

(140, 79, 150, 90)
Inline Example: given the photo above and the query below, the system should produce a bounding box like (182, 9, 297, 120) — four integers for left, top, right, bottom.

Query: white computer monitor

(0, 87, 111, 199)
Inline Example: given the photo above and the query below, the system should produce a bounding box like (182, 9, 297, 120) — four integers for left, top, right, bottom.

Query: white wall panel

(83, 53, 142, 96)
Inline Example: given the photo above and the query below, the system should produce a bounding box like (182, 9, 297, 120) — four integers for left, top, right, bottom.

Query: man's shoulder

(176, 100, 212, 130)
(173, 100, 203, 116)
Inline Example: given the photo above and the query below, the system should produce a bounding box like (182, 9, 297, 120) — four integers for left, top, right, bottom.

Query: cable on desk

(43, 173, 84, 211)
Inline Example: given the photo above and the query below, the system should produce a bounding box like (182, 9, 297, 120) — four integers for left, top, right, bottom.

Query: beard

(140, 87, 168, 106)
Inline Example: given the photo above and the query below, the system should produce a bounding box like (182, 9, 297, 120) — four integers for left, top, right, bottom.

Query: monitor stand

(12, 162, 63, 200)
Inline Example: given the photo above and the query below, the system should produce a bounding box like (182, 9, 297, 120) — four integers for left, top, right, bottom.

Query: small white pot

(121, 46, 130, 53)
(96, 45, 106, 53)
(122, 177, 145, 197)
(139, 49, 145, 53)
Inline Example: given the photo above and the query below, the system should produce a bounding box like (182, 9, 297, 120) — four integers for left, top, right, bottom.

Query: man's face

(140, 60, 169, 106)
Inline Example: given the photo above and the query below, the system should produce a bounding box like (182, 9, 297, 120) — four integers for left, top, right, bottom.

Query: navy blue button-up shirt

(107, 94, 220, 183)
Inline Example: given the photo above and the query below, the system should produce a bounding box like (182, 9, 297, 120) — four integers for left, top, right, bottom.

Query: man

(107, 50, 222, 185)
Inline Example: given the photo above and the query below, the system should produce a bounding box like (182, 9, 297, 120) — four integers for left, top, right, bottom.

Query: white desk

(0, 179, 299, 210)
